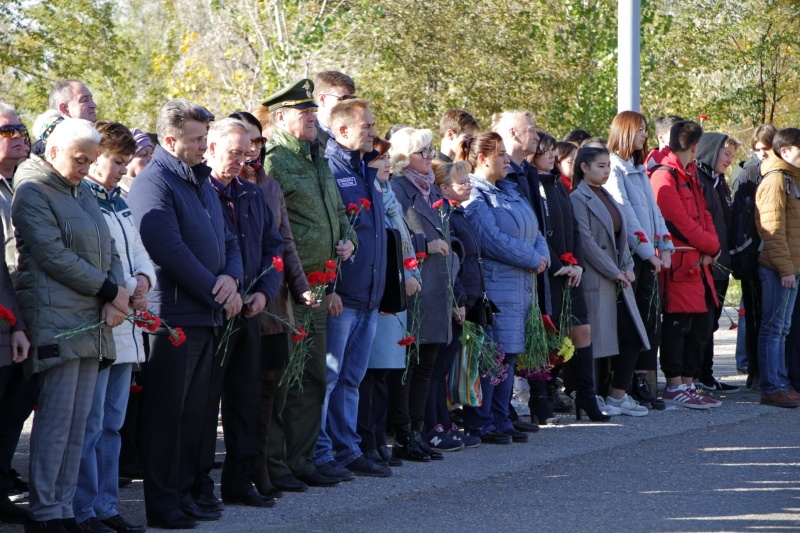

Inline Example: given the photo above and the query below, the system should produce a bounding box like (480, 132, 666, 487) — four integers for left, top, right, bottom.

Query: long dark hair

(571, 145, 610, 191)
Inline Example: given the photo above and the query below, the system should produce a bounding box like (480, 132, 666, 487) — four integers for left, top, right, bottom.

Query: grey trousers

(29, 357, 99, 520)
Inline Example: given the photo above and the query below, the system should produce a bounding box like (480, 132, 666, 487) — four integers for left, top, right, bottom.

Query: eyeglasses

(250, 137, 266, 148)
(321, 93, 356, 102)
(536, 148, 556, 157)
(0, 124, 28, 139)
(414, 146, 436, 159)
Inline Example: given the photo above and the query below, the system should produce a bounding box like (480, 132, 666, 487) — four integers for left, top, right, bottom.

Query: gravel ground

(3, 310, 800, 532)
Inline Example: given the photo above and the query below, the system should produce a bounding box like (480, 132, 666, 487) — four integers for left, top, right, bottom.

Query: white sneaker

(510, 397, 531, 417)
(605, 394, 649, 417)
(596, 395, 622, 416)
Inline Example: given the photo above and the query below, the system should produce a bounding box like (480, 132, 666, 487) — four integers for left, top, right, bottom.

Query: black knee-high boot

(572, 345, 610, 422)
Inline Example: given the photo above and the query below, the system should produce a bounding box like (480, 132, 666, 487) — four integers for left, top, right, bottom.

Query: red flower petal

(272, 256, 285, 272)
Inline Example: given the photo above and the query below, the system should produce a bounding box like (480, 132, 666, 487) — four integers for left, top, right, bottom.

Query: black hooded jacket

(695, 132, 733, 281)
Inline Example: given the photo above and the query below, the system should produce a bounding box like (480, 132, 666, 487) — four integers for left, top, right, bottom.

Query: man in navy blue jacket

(194, 118, 284, 509)
(313, 99, 390, 479)
(127, 99, 243, 530)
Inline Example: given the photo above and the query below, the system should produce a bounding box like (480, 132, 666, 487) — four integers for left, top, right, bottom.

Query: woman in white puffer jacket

(73, 122, 155, 532)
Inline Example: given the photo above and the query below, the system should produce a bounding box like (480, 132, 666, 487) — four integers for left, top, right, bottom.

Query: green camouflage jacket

(263, 128, 354, 274)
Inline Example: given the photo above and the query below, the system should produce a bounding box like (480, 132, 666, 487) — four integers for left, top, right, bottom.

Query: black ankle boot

(528, 380, 558, 424)
(632, 372, 666, 410)
(392, 424, 430, 462)
(546, 381, 573, 413)
(574, 390, 611, 422)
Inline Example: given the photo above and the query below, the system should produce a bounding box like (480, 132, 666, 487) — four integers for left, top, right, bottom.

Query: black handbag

(465, 257, 500, 327)
(379, 227, 407, 313)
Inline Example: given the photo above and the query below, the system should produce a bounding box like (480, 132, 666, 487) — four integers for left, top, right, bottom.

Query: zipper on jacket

(74, 191, 105, 361)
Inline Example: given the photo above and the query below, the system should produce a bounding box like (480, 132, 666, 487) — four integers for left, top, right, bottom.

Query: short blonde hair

(433, 160, 471, 187)
(389, 127, 434, 174)
(724, 137, 741, 150)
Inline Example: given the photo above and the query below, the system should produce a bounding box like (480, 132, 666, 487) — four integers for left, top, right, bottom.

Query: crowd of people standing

(0, 70, 796, 533)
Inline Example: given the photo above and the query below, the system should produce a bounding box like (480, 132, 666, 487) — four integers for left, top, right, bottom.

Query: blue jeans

(462, 353, 518, 435)
(74, 363, 132, 522)
(758, 266, 798, 395)
(315, 306, 378, 466)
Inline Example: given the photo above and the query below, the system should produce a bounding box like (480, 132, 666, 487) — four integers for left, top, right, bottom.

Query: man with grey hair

(49, 79, 98, 123)
(0, 103, 33, 525)
(192, 118, 283, 509)
(127, 99, 243, 529)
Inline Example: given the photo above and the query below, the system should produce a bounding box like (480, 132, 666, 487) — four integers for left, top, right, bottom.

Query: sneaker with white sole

(449, 423, 480, 448)
(688, 384, 722, 408)
(426, 424, 464, 452)
(596, 395, 622, 416)
(604, 394, 649, 416)
(662, 384, 711, 410)
(699, 378, 740, 394)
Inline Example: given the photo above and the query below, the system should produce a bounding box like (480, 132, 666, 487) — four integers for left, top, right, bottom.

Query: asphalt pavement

(2, 311, 800, 533)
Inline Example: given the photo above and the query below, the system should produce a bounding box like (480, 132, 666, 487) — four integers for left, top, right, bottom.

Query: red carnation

(404, 257, 420, 270)
(134, 311, 160, 333)
(397, 335, 416, 346)
(325, 270, 337, 283)
(359, 198, 372, 210)
(698, 114, 708, 121)
(542, 314, 557, 333)
(325, 260, 338, 271)
(738, 307, 745, 317)
(729, 323, 739, 330)
(449, 200, 459, 206)
(130, 384, 143, 393)
(272, 256, 285, 272)
(559, 252, 578, 266)
(0, 305, 16, 327)
(347, 203, 360, 216)
(654, 234, 660, 241)
(291, 326, 308, 342)
(634, 230, 649, 243)
(431, 199, 444, 209)
(662, 233, 672, 242)
(416, 252, 428, 260)
(168, 327, 186, 347)
(307, 271, 328, 286)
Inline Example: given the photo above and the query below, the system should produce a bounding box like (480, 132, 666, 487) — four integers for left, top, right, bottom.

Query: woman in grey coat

(569, 145, 650, 417)
(12, 118, 129, 529)
(388, 127, 455, 461)
(461, 132, 549, 445)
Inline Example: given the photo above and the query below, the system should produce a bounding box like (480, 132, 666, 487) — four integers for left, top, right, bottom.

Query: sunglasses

(0, 124, 28, 139)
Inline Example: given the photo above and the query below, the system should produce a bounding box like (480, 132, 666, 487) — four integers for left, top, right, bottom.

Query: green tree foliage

(2, 0, 800, 140)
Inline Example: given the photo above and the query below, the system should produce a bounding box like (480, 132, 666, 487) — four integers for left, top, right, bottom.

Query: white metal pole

(618, 0, 641, 112)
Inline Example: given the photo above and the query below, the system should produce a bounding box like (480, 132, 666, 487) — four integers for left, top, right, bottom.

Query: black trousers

(425, 322, 461, 431)
(701, 278, 729, 382)
(357, 369, 389, 452)
(141, 326, 214, 518)
(254, 333, 288, 494)
(661, 302, 714, 379)
(742, 276, 762, 383)
(632, 255, 660, 371)
(395, 343, 439, 427)
(0, 362, 37, 493)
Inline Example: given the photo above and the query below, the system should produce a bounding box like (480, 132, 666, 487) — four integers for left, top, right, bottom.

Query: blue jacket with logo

(127, 145, 243, 327)
(325, 138, 386, 310)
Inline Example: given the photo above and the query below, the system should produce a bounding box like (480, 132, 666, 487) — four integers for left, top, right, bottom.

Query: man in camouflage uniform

(262, 79, 356, 491)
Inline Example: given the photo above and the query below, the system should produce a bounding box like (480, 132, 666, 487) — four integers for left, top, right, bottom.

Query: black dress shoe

(146, 510, 197, 530)
(180, 502, 221, 521)
(222, 488, 276, 508)
(295, 470, 340, 487)
(0, 495, 28, 524)
(512, 420, 540, 433)
(117, 477, 132, 489)
(271, 473, 309, 492)
(100, 514, 146, 533)
(194, 494, 224, 512)
(479, 430, 512, 445)
(77, 517, 115, 533)
(63, 518, 96, 533)
(503, 428, 529, 443)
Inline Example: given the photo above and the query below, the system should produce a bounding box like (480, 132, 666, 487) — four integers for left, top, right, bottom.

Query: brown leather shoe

(786, 387, 800, 402)
(760, 390, 800, 408)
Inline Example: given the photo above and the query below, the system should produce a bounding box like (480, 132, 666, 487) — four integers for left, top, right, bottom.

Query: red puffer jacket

(650, 148, 720, 314)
